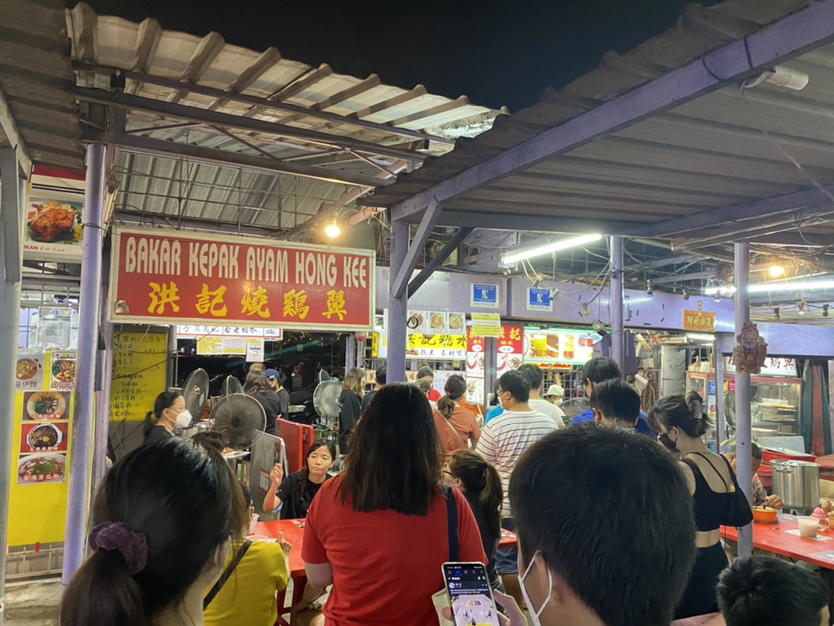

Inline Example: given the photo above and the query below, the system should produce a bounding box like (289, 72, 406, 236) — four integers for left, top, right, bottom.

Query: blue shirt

(573, 409, 656, 438)
(485, 406, 505, 424)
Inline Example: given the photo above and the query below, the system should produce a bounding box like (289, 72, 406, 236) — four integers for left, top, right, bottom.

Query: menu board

(111, 331, 169, 422)
(23, 195, 83, 263)
(374, 309, 468, 360)
(8, 350, 75, 545)
(523, 328, 600, 365)
(466, 325, 525, 403)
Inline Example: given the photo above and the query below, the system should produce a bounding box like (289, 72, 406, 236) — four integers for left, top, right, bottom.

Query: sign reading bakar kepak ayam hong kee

(109, 227, 375, 331)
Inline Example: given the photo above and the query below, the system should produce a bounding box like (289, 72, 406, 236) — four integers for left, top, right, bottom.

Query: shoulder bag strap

(203, 540, 253, 609)
(440, 410, 468, 447)
(445, 484, 460, 562)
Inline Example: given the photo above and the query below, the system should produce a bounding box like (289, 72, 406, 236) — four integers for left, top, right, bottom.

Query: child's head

(717, 556, 828, 626)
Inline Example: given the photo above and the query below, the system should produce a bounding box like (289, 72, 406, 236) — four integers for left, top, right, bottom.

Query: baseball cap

(264, 368, 280, 380)
(544, 384, 564, 398)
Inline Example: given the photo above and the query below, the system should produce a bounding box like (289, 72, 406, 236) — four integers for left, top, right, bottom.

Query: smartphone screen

(442, 562, 500, 626)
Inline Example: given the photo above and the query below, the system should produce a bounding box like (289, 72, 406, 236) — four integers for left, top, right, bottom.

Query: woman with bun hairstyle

(446, 450, 503, 591)
(60, 438, 246, 626)
(433, 374, 480, 462)
(649, 392, 753, 619)
(142, 390, 191, 447)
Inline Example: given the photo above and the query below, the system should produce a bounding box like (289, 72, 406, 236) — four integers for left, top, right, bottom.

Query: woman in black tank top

(650, 393, 753, 619)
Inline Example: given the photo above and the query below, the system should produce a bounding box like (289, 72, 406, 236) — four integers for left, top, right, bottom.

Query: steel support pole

(345, 334, 357, 371)
(0, 148, 22, 625)
(387, 220, 408, 383)
(91, 319, 113, 490)
(715, 346, 726, 448)
(734, 242, 753, 557)
(610, 236, 625, 371)
(483, 337, 498, 413)
(62, 144, 108, 583)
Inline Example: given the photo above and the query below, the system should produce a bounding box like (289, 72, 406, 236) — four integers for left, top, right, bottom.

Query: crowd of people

(62, 356, 829, 626)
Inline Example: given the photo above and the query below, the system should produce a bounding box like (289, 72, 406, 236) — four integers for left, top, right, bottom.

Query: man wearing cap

(265, 368, 289, 422)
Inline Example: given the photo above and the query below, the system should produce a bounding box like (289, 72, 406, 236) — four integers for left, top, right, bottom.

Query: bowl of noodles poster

(24, 391, 69, 420)
(17, 453, 66, 485)
(21, 422, 68, 453)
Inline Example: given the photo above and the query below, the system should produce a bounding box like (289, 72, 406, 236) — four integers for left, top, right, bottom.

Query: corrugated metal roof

(0, 0, 82, 172)
(368, 0, 834, 251)
(61, 4, 505, 232)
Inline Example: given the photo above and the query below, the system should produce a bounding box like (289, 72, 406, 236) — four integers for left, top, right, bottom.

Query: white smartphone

(441, 562, 501, 626)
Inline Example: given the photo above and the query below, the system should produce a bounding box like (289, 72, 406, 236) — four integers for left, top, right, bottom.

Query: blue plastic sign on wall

(471, 283, 498, 309)
(527, 287, 553, 312)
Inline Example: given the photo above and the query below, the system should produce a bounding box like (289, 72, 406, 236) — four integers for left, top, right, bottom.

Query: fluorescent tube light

(705, 276, 834, 296)
(686, 333, 715, 342)
(502, 234, 603, 265)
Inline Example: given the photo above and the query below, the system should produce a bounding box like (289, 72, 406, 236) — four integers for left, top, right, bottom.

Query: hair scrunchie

(88, 521, 148, 575)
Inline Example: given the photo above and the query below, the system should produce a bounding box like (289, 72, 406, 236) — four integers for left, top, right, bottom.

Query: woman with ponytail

(432, 374, 480, 462)
(649, 392, 753, 619)
(447, 449, 503, 591)
(60, 438, 245, 626)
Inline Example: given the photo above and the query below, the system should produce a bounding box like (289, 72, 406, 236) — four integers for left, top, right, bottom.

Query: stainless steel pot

(770, 460, 820, 511)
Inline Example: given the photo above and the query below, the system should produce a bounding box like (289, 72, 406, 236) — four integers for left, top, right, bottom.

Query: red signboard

(109, 228, 375, 330)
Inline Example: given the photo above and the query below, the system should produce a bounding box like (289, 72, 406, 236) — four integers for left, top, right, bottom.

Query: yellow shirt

(204, 540, 290, 626)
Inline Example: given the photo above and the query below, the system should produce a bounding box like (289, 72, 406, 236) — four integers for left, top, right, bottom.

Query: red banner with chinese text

(109, 228, 375, 330)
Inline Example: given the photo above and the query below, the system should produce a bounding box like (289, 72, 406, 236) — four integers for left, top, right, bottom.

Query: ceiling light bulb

(768, 265, 785, 278)
(324, 222, 342, 238)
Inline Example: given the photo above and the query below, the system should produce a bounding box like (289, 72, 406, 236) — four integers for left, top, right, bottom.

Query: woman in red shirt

(302, 383, 487, 626)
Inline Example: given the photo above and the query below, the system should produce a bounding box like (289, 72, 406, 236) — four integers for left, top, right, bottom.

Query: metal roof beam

(423, 208, 644, 233)
(637, 184, 834, 237)
(81, 65, 452, 147)
(89, 129, 390, 188)
(408, 227, 474, 297)
(0, 86, 31, 175)
(391, 200, 442, 298)
(389, 0, 834, 221)
(75, 88, 427, 164)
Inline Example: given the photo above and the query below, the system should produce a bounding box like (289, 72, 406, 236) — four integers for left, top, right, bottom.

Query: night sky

(77, 0, 720, 112)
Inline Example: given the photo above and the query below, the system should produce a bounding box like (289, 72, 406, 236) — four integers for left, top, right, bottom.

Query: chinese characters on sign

(406, 333, 467, 360)
(682, 310, 717, 332)
(110, 331, 168, 422)
(110, 228, 374, 330)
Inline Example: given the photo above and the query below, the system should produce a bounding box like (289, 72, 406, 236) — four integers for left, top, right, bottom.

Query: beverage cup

(799, 517, 818, 538)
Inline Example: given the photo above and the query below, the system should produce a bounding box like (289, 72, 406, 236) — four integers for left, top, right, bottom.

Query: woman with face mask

(649, 392, 753, 619)
(143, 390, 192, 447)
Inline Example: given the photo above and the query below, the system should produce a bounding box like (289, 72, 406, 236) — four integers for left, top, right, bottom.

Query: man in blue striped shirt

(475, 370, 557, 604)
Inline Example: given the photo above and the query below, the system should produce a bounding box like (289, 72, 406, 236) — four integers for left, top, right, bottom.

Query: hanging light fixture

(502, 233, 602, 265)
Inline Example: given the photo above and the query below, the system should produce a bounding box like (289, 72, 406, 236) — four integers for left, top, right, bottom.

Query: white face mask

(519, 551, 552, 626)
(175, 409, 193, 429)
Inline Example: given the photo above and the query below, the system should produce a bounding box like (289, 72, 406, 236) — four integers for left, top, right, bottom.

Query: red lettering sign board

(108, 228, 375, 331)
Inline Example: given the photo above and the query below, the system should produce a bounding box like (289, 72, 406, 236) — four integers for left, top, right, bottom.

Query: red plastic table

(252, 519, 518, 625)
(721, 517, 834, 569)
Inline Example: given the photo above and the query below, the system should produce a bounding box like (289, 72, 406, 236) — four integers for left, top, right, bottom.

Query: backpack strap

(445, 484, 459, 562)
(203, 540, 252, 609)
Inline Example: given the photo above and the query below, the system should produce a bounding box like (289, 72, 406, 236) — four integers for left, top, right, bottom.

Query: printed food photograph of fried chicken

(29, 201, 78, 243)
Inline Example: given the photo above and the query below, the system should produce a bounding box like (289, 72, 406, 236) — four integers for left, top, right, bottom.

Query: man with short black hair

(476, 370, 556, 604)
(590, 378, 640, 430)
(508, 425, 696, 626)
(573, 357, 656, 437)
(517, 364, 564, 426)
(360, 363, 386, 414)
(717, 555, 829, 626)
